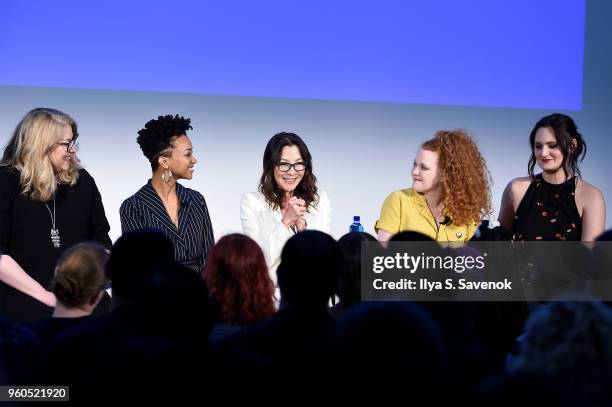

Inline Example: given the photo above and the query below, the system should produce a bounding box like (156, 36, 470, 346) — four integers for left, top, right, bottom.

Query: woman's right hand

(40, 290, 57, 308)
(281, 197, 306, 227)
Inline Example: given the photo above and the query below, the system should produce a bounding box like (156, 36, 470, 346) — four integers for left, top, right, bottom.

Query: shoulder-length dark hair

(528, 113, 587, 180)
(204, 234, 275, 325)
(259, 132, 319, 210)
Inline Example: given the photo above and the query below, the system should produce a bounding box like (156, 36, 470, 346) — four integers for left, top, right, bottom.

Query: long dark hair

(259, 132, 319, 210)
(528, 113, 586, 180)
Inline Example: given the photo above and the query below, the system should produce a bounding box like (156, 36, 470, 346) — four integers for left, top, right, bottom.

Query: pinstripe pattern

(119, 180, 214, 273)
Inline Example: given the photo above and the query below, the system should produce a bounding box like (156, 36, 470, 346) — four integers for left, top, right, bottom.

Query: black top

(0, 316, 42, 384)
(28, 315, 95, 351)
(119, 180, 214, 273)
(209, 323, 245, 345)
(513, 174, 582, 241)
(218, 305, 336, 369)
(0, 167, 112, 323)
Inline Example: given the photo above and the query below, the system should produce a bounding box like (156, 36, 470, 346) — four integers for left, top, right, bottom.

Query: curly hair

(204, 234, 275, 325)
(259, 132, 319, 210)
(421, 130, 492, 225)
(136, 114, 192, 171)
(528, 113, 586, 180)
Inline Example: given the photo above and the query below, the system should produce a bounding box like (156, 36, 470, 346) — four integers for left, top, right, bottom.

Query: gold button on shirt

(375, 188, 477, 242)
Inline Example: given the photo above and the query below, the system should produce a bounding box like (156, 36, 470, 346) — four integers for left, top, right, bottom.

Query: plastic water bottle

(349, 216, 364, 233)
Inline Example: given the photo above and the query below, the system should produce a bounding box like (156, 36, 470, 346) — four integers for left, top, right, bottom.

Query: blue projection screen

(0, 0, 585, 109)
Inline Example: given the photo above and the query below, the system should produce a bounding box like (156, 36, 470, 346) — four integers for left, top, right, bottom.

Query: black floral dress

(513, 174, 581, 241)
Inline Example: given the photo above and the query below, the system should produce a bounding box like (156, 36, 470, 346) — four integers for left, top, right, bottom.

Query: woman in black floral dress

(498, 113, 605, 241)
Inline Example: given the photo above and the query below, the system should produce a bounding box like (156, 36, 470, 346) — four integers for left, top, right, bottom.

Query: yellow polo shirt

(374, 189, 477, 242)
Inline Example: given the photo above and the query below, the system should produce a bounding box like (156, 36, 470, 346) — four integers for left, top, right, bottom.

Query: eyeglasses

(56, 135, 79, 153)
(277, 161, 306, 172)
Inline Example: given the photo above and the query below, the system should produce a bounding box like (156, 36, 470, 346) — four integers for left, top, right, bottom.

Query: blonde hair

(1, 108, 82, 201)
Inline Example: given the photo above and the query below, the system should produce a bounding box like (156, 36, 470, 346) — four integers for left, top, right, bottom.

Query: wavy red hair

(421, 130, 492, 225)
(204, 234, 275, 325)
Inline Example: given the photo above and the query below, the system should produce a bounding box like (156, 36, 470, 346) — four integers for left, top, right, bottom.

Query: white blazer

(240, 190, 332, 283)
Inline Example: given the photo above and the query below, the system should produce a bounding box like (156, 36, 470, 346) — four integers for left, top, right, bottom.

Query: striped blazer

(120, 180, 214, 273)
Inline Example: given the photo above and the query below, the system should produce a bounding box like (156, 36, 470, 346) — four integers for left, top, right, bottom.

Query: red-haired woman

(203, 234, 276, 343)
(376, 130, 492, 242)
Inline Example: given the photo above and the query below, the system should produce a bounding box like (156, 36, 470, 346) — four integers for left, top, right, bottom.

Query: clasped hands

(281, 196, 307, 231)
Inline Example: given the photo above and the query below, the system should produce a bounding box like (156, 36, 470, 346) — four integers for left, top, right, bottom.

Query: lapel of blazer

(136, 181, 181, 240)
(176, 183, 192, 238)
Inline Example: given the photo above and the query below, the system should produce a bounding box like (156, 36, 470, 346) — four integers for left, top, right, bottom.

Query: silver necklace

(44, 193, 61, 248)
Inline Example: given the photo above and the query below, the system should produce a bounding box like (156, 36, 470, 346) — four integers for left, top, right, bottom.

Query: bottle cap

(353, 215, 360, 222)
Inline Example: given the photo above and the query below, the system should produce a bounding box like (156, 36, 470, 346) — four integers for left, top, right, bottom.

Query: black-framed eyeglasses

(277, 161, 306, 172)
(56, 134, 79, 152)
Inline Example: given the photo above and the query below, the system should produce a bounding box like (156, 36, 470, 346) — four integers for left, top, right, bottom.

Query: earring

(161, 168, 173, 182)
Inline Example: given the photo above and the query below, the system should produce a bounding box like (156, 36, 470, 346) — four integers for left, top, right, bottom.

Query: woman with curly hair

(241, 132, 331, 282)
(204, 234, 275, 342)
(498, 113, 605, 241)
(0, 108, 111, 323)
(376, 130, 491, 242)
(120, 115, 214, 272)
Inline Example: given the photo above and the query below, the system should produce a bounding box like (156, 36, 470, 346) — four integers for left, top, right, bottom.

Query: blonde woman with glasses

(0, 108, 111, 323)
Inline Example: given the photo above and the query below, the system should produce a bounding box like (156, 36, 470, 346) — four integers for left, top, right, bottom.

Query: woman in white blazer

(241, 132, 331, 284)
